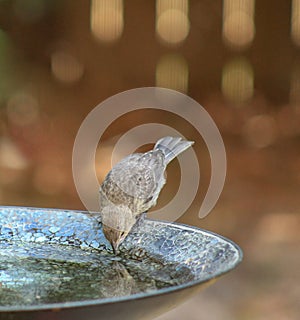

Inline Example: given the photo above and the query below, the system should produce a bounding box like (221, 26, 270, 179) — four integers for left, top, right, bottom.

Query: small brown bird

(99, 136, 194, 253)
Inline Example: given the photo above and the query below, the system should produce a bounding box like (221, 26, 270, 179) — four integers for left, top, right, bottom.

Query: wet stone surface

(0, 207, 241, 307)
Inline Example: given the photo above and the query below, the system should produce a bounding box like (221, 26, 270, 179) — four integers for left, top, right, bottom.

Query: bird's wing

(100, 154, 143, 206)
(100, 151, 166, 213)
(110, 159, 156, 199)
(137, 150, 166, 183)
(117, 150, 166, 198)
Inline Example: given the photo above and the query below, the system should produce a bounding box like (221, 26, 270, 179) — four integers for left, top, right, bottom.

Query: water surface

(0, 241, 194, 307)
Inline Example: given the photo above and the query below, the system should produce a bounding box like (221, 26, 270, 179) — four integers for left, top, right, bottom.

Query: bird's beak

(111, 239, 120, 254)
(102, 224, 126, 255)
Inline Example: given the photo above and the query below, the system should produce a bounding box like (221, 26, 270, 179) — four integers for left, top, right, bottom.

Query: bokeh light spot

(51, 51, 84, 84)
(222, 57, 254, 104)
(223, 0, 255, 49)
(243, 115, 277, 148)
(7, 92, 39, 126)
(156, 54, 189, 93)
(0, 137, 28, 170)
(90, 0, 124, 43)
(156, 9, 190, 45)
(291, 0, 300, 46)
(156, 0, 189, 46)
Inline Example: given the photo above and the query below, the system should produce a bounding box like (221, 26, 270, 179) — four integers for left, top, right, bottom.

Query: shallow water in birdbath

(0, 241, 194, 307)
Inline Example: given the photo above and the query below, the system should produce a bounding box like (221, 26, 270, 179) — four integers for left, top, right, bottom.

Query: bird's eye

(136, 177, 142, 185)
(146, 196, 153, 202)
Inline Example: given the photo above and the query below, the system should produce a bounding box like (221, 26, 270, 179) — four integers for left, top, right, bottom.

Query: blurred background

(0, 0, 299, 319)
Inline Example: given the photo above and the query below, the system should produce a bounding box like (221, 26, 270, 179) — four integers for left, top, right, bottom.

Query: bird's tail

(154, 136, 194, 164)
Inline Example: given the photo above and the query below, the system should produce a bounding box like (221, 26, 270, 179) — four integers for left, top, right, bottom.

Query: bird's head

(101, 205, 136, 254)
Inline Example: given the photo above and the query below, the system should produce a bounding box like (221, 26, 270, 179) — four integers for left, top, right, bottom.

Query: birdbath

(0, 206, 242, 320)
